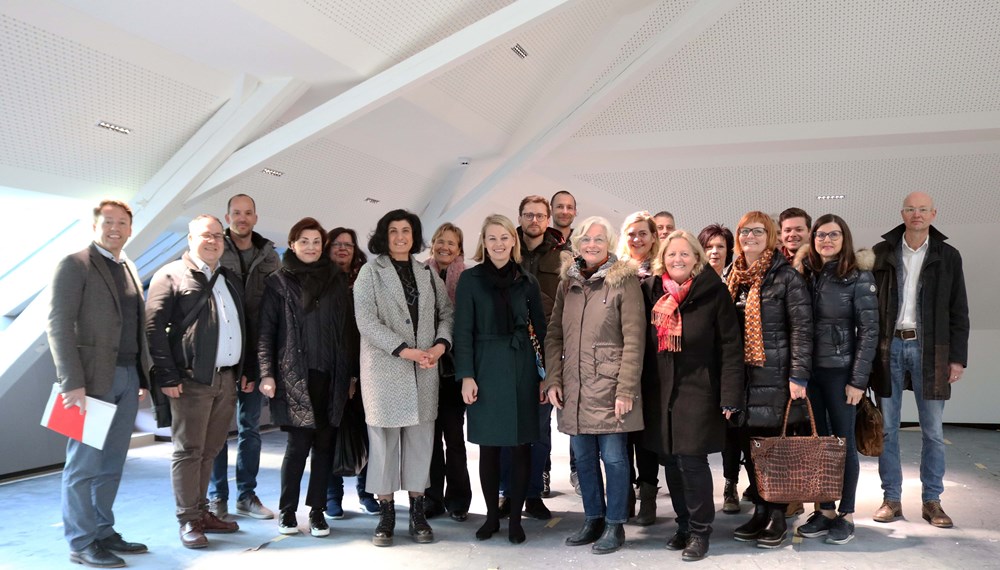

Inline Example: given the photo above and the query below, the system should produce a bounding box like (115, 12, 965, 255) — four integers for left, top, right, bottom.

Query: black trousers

(279, 424, 335, 512)
(663, 454, 715, 536)
(634, 443, 662, 486)
(425, 400, 472, 512)
(722, 425, 743, 481)
(738, 427, 786, 511)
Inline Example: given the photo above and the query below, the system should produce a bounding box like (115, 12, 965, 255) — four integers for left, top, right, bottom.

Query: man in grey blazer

(47, 199, 151, 568)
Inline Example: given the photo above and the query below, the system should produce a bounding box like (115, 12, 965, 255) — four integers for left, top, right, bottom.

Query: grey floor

(2, 426, 1000, 570)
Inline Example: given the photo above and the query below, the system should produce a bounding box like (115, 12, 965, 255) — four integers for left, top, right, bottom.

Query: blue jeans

(879, 337, 947, 502)
(809, 368, 859, 514)
(571, 433, 629, 524)
(209, 386, 263, 502)
(501, 402, 551, 499)
(63, 366, 140, 551)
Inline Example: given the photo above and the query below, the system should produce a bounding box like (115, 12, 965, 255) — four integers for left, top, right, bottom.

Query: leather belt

(215, 365, 235, 374)
(894, 329, 917, 341)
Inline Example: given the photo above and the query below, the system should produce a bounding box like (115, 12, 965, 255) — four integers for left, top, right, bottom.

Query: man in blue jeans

(869, 192, 969, 528)
(208, 194, 281, 520)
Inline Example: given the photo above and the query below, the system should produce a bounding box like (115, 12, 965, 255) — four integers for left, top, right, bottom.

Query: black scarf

(483, 259, 518, 334)
(282, 250, 335, 312)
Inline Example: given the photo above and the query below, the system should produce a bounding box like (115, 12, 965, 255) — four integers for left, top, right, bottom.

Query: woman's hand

(547, 386, 564, 410)
(722, 409, 733, 420)
(400, 347, 429, 365)
(259, 377, 276, 399)
(615, 397, 633, 421)
(462, 377, 478, 405)
(348, 377, 357, 400)
(419, 343, 447, 369)
(789, 381, 807, 400)
(845, 385, 864, 406)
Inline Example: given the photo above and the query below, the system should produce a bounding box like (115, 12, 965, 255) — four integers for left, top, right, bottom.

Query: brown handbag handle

(780, 395, 819, 438)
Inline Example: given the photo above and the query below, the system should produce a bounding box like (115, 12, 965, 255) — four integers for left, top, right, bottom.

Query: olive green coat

(453, 263, 547, 446)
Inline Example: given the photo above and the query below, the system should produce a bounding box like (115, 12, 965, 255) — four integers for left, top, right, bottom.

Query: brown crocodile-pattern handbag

(751, 397, 847, 503)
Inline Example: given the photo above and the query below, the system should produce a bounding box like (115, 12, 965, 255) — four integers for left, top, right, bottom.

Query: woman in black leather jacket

(793, 214, 878, 546)
(725, 211, 812, 549)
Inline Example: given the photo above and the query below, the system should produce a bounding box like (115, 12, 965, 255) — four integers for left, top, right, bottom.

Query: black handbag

(331, 405, 367, 476)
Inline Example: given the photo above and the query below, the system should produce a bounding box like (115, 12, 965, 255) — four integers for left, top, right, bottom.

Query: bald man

(869, 192, 969, 529)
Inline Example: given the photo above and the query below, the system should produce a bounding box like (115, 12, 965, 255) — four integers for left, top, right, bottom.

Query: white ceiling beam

(184, 0, 577, 207)
(436, 0, 743, 222)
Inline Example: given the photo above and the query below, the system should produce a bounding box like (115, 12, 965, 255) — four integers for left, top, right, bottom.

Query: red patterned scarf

(726, 249, 774, 366)
(651, 275, 692, 352)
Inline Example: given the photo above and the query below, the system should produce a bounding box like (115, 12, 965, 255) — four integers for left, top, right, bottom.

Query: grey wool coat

(354, 254, 454, 428)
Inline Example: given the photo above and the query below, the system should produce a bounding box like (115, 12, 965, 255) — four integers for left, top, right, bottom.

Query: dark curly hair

(367, 209, 425, 256)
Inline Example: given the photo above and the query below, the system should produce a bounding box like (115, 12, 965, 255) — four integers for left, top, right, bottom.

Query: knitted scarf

(726, 248, 774, 366)
(651, 274, 692, 352)
(282, 249, 335, 312)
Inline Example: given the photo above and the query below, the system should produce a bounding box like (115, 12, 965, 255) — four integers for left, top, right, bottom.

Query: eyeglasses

(814, 231, 843, 242)
(578, 236, 607, 245)
(331, 242, 355, 249)
(738, 228, 766, 237)
(521, 213, 548, 222)
(902, 207, 932, 215)
(197, 232, 225, 242)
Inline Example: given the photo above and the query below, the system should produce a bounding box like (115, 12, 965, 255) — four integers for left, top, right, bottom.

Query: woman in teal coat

(454, 214, 546, 545)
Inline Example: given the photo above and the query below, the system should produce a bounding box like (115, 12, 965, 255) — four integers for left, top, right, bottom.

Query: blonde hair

(570, 216, 617, 255)
(431, 222, 464, 256)
(473, 214, 522, 264)
(616, 211, 659, 262)
(653, 229, 707, 278)
(733, 210, 779, 258)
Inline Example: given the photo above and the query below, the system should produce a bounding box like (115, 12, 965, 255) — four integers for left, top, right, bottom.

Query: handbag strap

(780, 395, 819, 438)
(172, 269, 222, 342)
(426, 265, 441, 327)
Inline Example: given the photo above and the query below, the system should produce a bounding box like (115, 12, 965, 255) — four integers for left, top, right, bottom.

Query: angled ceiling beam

(183, 0, 576, 207)
(436, 0, 743, 222)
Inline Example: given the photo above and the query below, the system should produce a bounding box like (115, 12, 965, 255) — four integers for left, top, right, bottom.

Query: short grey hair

(570, 216, 617, 255)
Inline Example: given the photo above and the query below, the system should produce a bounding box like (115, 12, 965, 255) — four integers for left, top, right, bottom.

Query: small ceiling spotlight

(261, 168, 284, 177)
(364, 197, 380, 204)
(511, 43, 528, 59)
(817, 194, 845, 200)
(97, 121, 131, 134)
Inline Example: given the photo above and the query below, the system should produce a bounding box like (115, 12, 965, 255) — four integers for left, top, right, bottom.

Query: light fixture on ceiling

(261, 168, 284, 177)
(817, 194, 845, 200)
(97, 121, 130, 134)
(511, 43, 528, 59)
(364, 197, 380, 204)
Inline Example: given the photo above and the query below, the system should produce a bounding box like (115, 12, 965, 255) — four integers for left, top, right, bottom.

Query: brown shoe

(180, 521, 208, 549)
(202, 510, 239, 533)
(873, 500, 903, 523)
(785, 502, 804, 518)
(922, 501, 954, 528)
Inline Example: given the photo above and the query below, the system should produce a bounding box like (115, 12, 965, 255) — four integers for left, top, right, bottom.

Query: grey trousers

(169, 368, 237, 523)
(366, 421, 435, 495)
(62, 365, 140, 551)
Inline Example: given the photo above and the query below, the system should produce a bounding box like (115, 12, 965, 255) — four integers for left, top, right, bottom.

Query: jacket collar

(881, 223, 948, 245)
(517, 226, 566, 255)
(224, 227, 275, 253)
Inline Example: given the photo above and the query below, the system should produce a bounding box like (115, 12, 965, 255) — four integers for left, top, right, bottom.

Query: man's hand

(240, 375, 255, 393)
(161, 385, 183, 399)
(948, 363, 965, 384)
(138, 388, 147, 402)
(62, 387, 87, 414)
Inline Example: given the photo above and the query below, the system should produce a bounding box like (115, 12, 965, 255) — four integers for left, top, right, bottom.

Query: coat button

(405, 319, 411, 324)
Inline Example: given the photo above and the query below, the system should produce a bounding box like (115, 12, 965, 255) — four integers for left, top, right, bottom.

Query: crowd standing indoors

(47, 191, 969, 566)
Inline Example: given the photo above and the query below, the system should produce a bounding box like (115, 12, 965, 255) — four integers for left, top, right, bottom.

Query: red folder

(40, 384, 116, 450)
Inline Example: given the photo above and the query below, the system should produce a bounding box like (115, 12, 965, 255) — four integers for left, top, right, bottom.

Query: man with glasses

(208, 194, 280, 522)
(870, 192, 969, 528)
(146, 215, 247, 548)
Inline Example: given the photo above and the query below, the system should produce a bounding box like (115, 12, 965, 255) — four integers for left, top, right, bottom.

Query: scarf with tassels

(726, 248, 774, 366)
(651, 275, 692, 352)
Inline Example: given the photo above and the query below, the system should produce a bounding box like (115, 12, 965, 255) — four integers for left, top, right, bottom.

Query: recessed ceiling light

(261, 168, 284, 177)
(364, 197, 380, 204)
(817, 194, 845, 200)
(511, 43, 528, 59)
(97, 121, 130, 134)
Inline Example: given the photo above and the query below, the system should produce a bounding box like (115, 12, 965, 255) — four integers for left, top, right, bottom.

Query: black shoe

(592, 522, 625, 555)
(756, 507, 787, 549)
(450, 510, 468, 522)
(722, 479, 740, 514)
(542, 470, 551, 498)
(682, 535, 709, 561)
(423, 498, 446, 519)
(373, 499, 395, 547)
(666, 530, 690, 551)
(96, 533, 147, 554)
(733, 504, 769, 542)
(498, 497, 511, 519)
(508, 523, 526, 544)
(523, 498, 552, 520)
(566, 518, 605, 546)
(476, 517, 500, 540)
(796, 511, 834, 538)
(309, 508, 330, 537)
(740, 487, 753, 503)
(278, 509, 299, 535)
(69, 542, 125, 568)
(409, 496, 434, 543)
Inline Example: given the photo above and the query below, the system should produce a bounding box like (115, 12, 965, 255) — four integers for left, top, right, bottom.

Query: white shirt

(93, 242, 125, 264)
(189, 254, 242, 367)
(896, 235, 929, 330)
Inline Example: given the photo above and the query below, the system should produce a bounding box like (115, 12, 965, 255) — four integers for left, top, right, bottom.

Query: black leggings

(480, 444, 530, 529)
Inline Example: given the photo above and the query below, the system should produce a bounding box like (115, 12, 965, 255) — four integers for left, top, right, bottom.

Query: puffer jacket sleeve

(256, 275, 281, 381)
(850, 270, 879, 389)
(541, 279, 567, 393)
(614, 276, 646, 400)
(784, 268, 813, 382)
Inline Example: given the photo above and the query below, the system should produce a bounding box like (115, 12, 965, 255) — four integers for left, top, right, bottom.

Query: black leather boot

(592, 522, 625, 555)
(756, 506, 787, 549)
(565, 518, 605, 546)
(733, 503, 769, 542)
(409, 496, 434, 543)
(372, 499, 395, 547)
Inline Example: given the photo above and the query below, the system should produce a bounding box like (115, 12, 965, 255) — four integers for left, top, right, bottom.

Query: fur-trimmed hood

(560, 254, 636, 288)
(795, 243, 875, 274)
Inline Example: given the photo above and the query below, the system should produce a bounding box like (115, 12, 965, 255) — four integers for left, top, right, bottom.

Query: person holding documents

(47, 199, 152, 568)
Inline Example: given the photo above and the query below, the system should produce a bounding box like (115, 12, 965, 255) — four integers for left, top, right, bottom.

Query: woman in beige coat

(543, 216, 646, 555)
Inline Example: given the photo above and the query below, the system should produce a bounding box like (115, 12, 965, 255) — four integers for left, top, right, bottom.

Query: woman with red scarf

(643, 230, 744, 562)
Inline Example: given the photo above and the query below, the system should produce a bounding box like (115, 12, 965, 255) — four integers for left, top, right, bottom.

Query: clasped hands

(401, 344, 446, 369)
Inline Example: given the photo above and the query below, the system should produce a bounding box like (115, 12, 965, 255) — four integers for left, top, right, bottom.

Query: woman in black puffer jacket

(725, 211, 812, 550)
(792, 214, 878, 546)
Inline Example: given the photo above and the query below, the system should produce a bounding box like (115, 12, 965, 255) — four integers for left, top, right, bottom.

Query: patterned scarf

(727, 249, 774, 366)
(651, 275, 692, 352)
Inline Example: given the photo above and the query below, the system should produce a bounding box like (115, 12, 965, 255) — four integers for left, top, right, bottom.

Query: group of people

(47, 189, 968, 567)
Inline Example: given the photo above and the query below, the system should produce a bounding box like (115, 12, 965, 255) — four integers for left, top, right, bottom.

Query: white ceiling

(1, 0, 998, 326)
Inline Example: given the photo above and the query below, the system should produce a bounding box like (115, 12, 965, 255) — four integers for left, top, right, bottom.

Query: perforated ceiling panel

(0, 14, 225, 191)
(431, 0, 614, 134)
(577, 0, 1000, 137)
(303, 0, 515, 63)
(573, 153, 1000, 232)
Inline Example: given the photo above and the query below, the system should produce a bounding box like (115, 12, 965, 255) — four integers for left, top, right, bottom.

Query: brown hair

(93, 199, 133, 223)
(734, 211, 779, 258)
(288, 217, 327, 248)
(779, 207, 812, 230)
(808, 214, 857, 278)
(518, 195, 550, 217)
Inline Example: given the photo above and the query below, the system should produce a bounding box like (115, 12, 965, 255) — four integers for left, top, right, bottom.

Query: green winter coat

(453, 263, 547, 446)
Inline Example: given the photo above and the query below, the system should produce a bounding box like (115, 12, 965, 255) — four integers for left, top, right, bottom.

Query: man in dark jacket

(208, 194, 280, 521)
(48, 200, 152, 568)
(146, 215, 247, 549)
(870, 192, 969, 529)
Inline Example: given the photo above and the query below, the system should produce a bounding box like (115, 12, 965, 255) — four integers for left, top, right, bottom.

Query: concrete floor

(2, 426, 999, 570)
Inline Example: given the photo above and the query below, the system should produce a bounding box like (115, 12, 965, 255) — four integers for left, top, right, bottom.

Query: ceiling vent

(364, 197, 380, 204)
(817, 194, 845, 200)
(261, 168, 284, 177)
(97, 121, 130, 134)
(511, 43, 528, 59)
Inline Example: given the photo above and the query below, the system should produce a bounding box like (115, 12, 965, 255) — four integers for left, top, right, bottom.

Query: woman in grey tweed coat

(354, 209, 454, 547)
